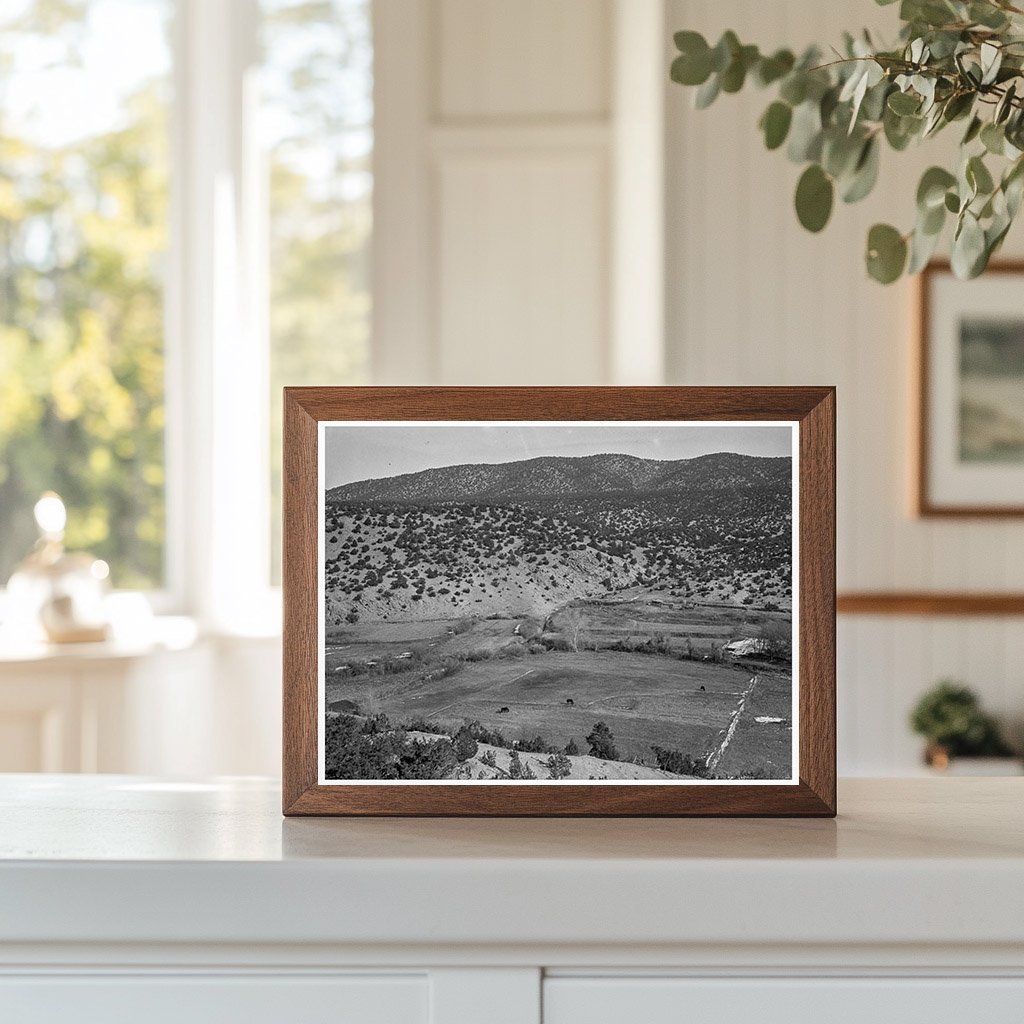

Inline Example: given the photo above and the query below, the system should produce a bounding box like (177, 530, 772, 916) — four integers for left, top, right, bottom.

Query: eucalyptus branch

(670, 0, 1024, 283)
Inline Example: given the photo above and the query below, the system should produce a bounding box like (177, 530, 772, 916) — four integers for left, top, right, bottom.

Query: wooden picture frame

(283, 387, 836, 817)
(917, 260, 1024, 517)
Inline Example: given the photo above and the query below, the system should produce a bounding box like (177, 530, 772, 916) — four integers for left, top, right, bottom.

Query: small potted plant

(910, 680, 1020, 773)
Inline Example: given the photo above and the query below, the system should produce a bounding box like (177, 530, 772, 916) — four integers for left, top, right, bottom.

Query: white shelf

(1, 775, 1023, 952)
(0, 616, 199, 665)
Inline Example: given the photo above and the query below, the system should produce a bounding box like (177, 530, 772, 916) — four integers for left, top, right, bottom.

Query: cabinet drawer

(544, 977, 1024, 1024)
(0, 974, 427, 1024)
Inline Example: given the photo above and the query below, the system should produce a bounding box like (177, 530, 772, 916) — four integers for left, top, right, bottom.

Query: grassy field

(323, 593, 794, 779)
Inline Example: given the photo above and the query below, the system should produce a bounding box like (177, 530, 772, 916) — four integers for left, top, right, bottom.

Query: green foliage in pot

(670, 0, 1024, 283)
(909, 679, 1015, 756)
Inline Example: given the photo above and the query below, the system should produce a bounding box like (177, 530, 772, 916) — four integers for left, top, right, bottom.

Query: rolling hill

(323, 452, 792, 624)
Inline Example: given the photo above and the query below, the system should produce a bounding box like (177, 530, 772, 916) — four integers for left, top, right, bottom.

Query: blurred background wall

(1, 0, 1020, 777)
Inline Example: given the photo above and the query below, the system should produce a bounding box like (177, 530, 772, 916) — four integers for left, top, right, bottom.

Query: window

(0, 0, 172, 589)
(0, 0, 373, 615)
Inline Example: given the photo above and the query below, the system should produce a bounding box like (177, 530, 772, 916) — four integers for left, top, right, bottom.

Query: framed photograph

(283, 387, 835, 816)
(917, 261, 1024, 516)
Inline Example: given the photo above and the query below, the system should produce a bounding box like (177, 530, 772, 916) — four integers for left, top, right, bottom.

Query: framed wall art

(283, 387, 836, 816)
(917, 261, 1024, 517)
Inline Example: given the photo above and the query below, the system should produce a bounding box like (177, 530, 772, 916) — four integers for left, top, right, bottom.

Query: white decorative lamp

(5, 492, 111, 644)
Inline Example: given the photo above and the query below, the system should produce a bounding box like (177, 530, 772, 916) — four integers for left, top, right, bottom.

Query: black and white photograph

(318, 421, 798, 784)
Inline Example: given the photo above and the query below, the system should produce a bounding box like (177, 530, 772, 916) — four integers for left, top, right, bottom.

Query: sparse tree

(452, 726, 479, 762)
(757, 620, 792, 663)
(586, 722, 619, 761)
(562, 607, 587, 653)
(546, 753, 572, 780)
(507, 748, 536, 780)
(564, 738, 581, 756)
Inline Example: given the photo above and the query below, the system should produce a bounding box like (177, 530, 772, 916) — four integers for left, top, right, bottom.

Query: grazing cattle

(498, 706, 510, 714)
(699, 685, 706, 692)
(565, 698, 574, 706)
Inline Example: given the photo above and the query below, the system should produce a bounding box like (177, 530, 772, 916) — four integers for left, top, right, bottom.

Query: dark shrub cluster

(324, 714, 458, 780)
(650, 745, 711, 778)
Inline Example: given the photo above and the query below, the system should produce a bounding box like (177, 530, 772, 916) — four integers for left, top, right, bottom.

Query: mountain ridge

(327, 451, 789, 504)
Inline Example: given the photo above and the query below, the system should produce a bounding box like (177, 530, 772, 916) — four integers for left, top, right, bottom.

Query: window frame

(165, 0, 280, 632)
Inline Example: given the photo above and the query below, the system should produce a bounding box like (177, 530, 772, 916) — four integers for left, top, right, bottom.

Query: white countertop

(1, 775, 1022, 951)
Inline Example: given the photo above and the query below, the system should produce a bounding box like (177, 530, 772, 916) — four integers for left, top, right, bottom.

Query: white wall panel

(436, 150, 608, 384)
(665, 0, 1024, 774)
(376, 0, 623, 387)
(438, 0, 610, 120)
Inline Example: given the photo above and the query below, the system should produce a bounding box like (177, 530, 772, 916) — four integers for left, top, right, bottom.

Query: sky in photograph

(323, 422, 794, 489)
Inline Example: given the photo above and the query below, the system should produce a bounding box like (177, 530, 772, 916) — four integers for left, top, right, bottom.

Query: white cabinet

(0, 975, 428, 1024)
(1, 777, 1023, 1024)
(544, 977, 1024, 1024)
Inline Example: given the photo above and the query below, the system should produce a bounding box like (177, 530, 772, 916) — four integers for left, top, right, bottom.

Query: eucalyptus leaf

(710, 31, 740, 73)
(779, 73, 807, 106)
(840, 58, 884, 130)
(822, 128, 864, 178)
(671, 52, 711, 87)
(951, 211, 987, 278)
(1004, 158, 1024, 216)
(942, 92, 974, 122)
(903, 0, 958, 29)
(922, 103, 946, 137)
(970, 2, 1009, 29)
(908, 221, 943, 273)
(962, 115, 983, 145)
(958, 159, 978, 207)
(754, 49, 795, 87)
(820, 85, 841, 126)
(913, 75, 937, 111)
(760, 101, 793, 150)
(980, 41, 1002, 86)
(842, 137, 880, 203)
(982, 46, 1004, 85)
(927, 30, 963, 60)
(787, 101, 823, 162)
(694, 73, 721, 109)
(996, 82, 1017, 124)
(866, 223, 908, 283)
(884, 106, 921, 150)
(861, 79, 892, 122)
(888, 90, 921, 115)
(920, 199, 946, 235)
(721, 44, 758, 92)
(917, 166, 957, 210)
(981, 121, 1006, 155)
(795, 164, 834, 232)
(967, 154, 995, 195)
